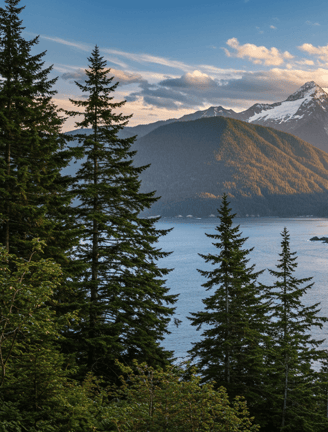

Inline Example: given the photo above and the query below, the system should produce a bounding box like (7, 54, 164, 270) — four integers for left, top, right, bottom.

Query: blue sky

(17, 0, 328, 130)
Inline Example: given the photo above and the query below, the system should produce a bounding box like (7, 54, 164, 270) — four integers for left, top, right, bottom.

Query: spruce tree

(264, 227, 328, 432)
(188, 194, 268, 418)
(0, 0, 77, 263)
(67, 46, 177, 380)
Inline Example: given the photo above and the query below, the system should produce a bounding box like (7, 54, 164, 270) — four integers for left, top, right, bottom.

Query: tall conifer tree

(0, 0, 76, 262)
(67, 46, 177, 380)
(188, 194, 268, 418)
(264, 228, 328, 432)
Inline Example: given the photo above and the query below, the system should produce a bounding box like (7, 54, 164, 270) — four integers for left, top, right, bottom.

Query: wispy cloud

(101, 48, 192, 72)
(306, 21, 320, 26)
(295, 59, 315, 66)
(40, 35, 90, 51)
(224, 38, 293, 66)
(52, 63, 83, 74)
(198, 64, 245, 79)
(270, 25, 277, 30)
(61, 67, 145, 86)
(104, 56, 130, 69)
(39, 33, 193, 73)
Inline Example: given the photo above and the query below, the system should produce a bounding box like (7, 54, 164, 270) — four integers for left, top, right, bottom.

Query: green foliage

(100, 360, 260, 432)
(1, 2, 328, 431)
(0, 241, 80, 430)
(0, 239, 66, 385)
(188, 194, 268, 417)
(263, 228, 328, 432)
(0, 0, 78, 262)
(66, 46, 177, 380)
(0, 241, 116, 431)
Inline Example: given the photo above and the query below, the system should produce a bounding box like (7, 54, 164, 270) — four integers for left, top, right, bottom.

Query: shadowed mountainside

(132, 116, 328, 217)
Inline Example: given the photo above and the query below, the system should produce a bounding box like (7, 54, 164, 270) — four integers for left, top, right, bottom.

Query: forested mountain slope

(132, 116, 328, 216)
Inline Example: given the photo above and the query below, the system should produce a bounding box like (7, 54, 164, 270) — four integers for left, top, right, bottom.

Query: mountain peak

(286, 81, 326, 101)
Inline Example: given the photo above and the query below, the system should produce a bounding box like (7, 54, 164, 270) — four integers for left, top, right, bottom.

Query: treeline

(188, 195, 328, 432)
(0, 1, 327, 431)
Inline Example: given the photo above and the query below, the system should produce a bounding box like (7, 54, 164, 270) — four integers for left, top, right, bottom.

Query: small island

(310, 236, 328, 243)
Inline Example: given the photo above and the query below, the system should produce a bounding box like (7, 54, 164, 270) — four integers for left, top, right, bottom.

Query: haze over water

(157, 217, 328, 360)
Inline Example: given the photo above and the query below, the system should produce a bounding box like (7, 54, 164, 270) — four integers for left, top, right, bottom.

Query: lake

(156, 217, 328, 360)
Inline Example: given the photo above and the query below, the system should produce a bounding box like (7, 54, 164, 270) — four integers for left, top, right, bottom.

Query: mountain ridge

(120, 81, 328, 152)
(132, 116, 328, 217)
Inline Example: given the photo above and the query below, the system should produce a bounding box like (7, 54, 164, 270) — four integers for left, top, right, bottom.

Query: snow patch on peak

(286, 81, 326, 102)
(248, 98, 307, 124)
(248, 82, 328, 124)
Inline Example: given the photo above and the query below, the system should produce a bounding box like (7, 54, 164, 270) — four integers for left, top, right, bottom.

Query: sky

(16, 0, 328, 130)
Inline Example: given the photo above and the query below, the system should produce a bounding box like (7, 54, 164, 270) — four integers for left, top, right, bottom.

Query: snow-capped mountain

(238, 81, 328, 151)
(177, 105, 239, 122)
(120, 81, 328, 152)
(182, 81, 328, 152)
(241, 81, 328, 125)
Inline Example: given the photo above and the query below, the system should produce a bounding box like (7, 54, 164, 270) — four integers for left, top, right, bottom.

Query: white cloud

(298, 43, 328, 62)
(197, 64, 246, 79)
(124, 66, 328, 112)
(296, 59, 315, 66)
(224, 38, 293, 66)
(172, 70, 217, 88)
(270, 25, 277, 29)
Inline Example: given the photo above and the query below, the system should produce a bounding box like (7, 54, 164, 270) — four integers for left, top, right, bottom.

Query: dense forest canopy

(0, 1, 328, 431)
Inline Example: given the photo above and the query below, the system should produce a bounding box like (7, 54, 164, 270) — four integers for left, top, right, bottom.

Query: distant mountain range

(132, 116, 328, 217)
(121, 81, 328, 153)
(66, 81, 328, 217)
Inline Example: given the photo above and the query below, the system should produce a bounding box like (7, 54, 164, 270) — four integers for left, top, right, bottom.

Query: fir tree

(0, 0, 77, 263)
(188, 194, 268, 418)
(264, 227, 328, 432)
(67, 46, 177, 380)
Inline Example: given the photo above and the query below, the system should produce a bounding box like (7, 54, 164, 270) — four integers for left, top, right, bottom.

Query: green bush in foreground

(100, 361, 260, 432)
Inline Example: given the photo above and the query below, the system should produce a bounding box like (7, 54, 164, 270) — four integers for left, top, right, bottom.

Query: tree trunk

(89, 110, 99, 369)
(281, 359, 288, 429)
(5, 139, 10, 252)
(225, 280, 230, 384)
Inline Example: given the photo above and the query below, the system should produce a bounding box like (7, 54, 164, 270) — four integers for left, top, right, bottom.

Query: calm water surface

(156, 217, 328, 360)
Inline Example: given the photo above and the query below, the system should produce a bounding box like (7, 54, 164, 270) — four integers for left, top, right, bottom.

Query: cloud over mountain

(52, 33, 328, 119)
(123, 68, 328, 111)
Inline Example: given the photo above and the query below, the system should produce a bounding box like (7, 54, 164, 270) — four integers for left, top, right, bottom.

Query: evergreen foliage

(263, 227, 328, 432)
(0, 0, 77, 263)
(0, 241, 75, 430)
(66, 46, 177, 380)
(101, 360, 260, 431)
(1, 1, 328, 429)
(188, 194, 269, 419)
